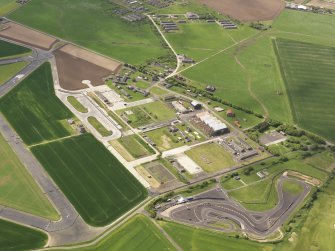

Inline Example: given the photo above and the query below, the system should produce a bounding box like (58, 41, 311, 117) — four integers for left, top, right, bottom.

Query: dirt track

(0, 22, 58, 50)
(54, 49, 114, 90)
(198, 0, 285, 21)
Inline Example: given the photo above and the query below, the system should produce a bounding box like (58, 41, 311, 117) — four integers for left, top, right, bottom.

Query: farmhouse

(196, 111, 229, 136)
(191, 100, 202, 110)
(206, 85, 216, 92)
(226, 109, 235, 117)
(185, 12, 200, 19)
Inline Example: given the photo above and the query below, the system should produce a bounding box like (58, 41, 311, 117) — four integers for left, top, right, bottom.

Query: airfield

(0, 0, 335, 250)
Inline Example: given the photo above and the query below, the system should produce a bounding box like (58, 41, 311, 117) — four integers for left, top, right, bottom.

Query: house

(206, 85, 216, 92)
(185, 12, 199, 20)
(191, 100, 202, 110)
(182, 58, 195, 64)
(226, 109, 235, 117)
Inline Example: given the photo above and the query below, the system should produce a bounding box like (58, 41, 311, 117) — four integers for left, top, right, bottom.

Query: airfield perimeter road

(160, 176, 310, 237)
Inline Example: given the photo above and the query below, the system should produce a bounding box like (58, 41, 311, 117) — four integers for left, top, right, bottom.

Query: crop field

(159, 220, 274, 251)
(276, 177, 335, 251)
(9, 0, 168, 65)
(0, 218, 47, 251)
(117, 135, 155, 159)
(31, 134, 147, 226)
(0, 39, 31, 59)
(185, 143, 235, 173)
(61, 215, 176, 251)
(0, 61, 28, 86)
(88, 116, 112, 137)
(0, 132, 58, 220)
(0, 63, 75, 145)
(274, 38, 335, 142)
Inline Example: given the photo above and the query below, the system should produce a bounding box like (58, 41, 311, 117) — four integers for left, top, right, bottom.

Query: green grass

(67, 96, 88, 113)
(117, 134, 155, 159)
(276, 177, 335, 251)
(0, 63, 75, 145)
(274, 38, 335, 142)
(55, 215, 176, 251)
(118, 101, 176, 128)
(0, 132, 59, 220)
(150, 86, 169, 96)
(0, 0, 19, 16)
(31, 134, 147, 226)
(0, 218, 48, 251)
(0, 62, 28, 86)
(159, 220, 274, 251)
(10, 0, 168, 65)
(0, 40, 31, 59)
(185, 142, 235, 173)
(282, 179, 304, 196)
(87, 116, 112, 137)
(228, 177, 279, 211)
(303, 151, 335, 172)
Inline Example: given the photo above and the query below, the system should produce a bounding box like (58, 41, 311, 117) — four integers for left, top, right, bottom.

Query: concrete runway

(159, 176, 310, 237)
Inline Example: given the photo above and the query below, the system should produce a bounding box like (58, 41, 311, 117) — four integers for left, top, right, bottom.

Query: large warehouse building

(196, 112, 229, 136)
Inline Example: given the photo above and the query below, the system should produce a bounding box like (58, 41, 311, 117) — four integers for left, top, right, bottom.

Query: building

(196, 111, 229, 136)
(206, 85, 216, 92)
(171, 101, 188, 114)
(191, 100, 202, 110)
(226, 109, 235, 117)
(185, 12, 199, 20)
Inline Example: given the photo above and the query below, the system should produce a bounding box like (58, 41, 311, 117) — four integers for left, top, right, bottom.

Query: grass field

(55, 215, 176, 251)
(185, 142, 235, 173)
(31, 134, 147, 226)
(9, 0, 168, 65)
(0, 219, 47, 251)
(118, 101, 176, 128)
(0, 39, 30, 59)
(117, 134, 155, 159)
(67, 96, 87, 113)
(0, 62, 28, 86)
(87, 116, 112, 137)
(274, 38, 335, 142)
(228, 176, 279, 211)
(276, 177, 335, 251)
(282, 179, 304, 196)
(0, 132, 58, 220)
(0, 63, 75, 145)
(159, 220, 274, 251)
(303, 151, 335, 172)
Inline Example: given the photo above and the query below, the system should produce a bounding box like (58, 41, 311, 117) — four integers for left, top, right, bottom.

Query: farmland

(0, 219, 48, 251)
(0, 132, 58, 220)
(31, 134, 147, 226)
(185, 142, 235, 173)
(159, 220, 274, 251)
(0, 39, 30, 59)
(9, 0, 168, 65)
(0, 63, 75, 145)
(0, 61, 28, 86)
(58, 215, 176, 251)
(274, 38, 335, 142)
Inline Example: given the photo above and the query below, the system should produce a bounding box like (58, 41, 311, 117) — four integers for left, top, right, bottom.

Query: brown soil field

(0, 22, 57, 50)
(198, 0, 285, 21)
(60, 44, 121, 72)
(54, 49, 115, 90)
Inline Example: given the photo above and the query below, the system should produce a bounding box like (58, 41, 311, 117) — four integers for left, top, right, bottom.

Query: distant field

(59, 215, 176, 251)
(0, 39, 31, 59)
(0, 63, 75, 145)
(0, 132, 58, 220)
(186, 143, 235, 173)
(274, 38, 335, 142)
(0, 218, 47, 251)
(9, 0, 168, 65)
(31, 134, 147, 226)
(276, 177, 335, 251)
(159, 220, 274, 251)
(0, 61, 28, 86)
